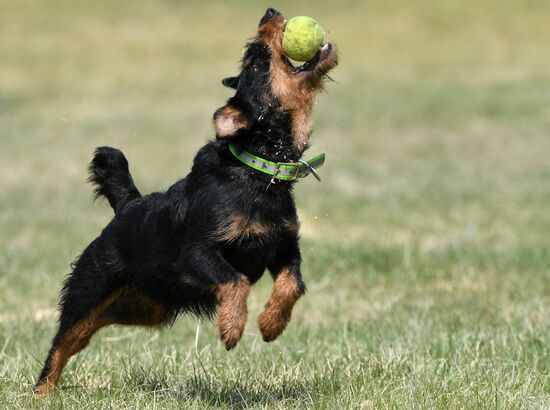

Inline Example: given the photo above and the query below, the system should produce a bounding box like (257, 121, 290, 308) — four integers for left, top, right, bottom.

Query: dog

(35, 7, 338, 394)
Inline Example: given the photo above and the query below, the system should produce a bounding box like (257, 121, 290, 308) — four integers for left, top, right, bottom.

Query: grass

(1, 0, 550, 408)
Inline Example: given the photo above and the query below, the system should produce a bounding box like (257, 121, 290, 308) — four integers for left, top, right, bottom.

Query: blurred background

(1, 0, 549, 407)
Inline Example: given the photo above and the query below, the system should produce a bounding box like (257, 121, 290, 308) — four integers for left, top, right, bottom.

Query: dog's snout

(259, 7, 281, 26)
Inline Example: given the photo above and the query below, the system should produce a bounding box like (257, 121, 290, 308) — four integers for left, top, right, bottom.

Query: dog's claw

(220, 326, 242, 350)
(224, 339, 237, 350)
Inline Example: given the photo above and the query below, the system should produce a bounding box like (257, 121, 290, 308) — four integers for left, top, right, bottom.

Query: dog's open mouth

(283, 43, 333, 75)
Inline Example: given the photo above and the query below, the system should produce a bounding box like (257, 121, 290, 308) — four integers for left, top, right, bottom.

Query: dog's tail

(88, 147, 141, 213)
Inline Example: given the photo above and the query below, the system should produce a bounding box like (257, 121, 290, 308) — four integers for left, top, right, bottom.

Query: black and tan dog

(35, 8, 338, 394)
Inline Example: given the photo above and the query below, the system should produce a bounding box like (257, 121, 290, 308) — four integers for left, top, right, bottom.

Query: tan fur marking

(257, 15, 338, 149)
(111, 293, 166, 326)
(213, 212, 273, 244)
(258, 268, 302, 342)
(35, 288, 125, 394)
(217, 275, 250, 350)
(258, 15, 317, 148)
(35, 350, 64, 395)
(136, 295, 166, 325)
(214, 105, 247, 138)
(281, 217, 300, 234)
(35, 288, 166, 395)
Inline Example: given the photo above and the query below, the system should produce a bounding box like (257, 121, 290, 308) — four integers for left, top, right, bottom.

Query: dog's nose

(265, 8, 279, 19)
(259, 7, 281, 26)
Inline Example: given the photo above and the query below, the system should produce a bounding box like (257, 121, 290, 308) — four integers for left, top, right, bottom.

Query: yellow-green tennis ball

(282, 16, 325, 62)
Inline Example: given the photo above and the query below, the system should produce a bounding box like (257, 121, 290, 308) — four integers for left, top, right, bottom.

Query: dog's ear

(222, 76, 239, 89)
(213, 104, 249, 138)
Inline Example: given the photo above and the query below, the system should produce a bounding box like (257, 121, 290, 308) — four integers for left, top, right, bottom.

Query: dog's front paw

(258, 302, 291, 342)
(218, 305, 247, 350)
(216, 276, 250, 350)
(258, 269, 303, 342)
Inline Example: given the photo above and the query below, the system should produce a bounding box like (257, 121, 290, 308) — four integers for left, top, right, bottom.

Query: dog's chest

(211, 211, 298, 246)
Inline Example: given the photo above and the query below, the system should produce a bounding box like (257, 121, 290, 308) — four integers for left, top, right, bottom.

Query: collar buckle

(298, 160, 322, 181)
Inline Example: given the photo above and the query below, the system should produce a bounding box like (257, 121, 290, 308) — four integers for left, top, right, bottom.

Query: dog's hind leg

(35, 287, 167, 395)
(35, 287, 122, 395)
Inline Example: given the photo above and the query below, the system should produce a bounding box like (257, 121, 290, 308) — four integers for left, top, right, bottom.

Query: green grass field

(1, 0, 550, 408)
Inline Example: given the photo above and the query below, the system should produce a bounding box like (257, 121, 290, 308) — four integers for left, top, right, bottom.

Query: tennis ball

(282, 16, 325, 62)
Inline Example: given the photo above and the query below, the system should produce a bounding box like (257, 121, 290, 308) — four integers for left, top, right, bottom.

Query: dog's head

(214, 8, 338, 152)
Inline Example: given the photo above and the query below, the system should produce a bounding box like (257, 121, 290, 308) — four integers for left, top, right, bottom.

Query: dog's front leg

(215, 274, 250, 350)
(259, 237, 305, 342)
(178, 245, 250, 350)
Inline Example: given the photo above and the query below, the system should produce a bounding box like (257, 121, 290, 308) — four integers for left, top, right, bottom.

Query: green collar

(229, 144, 325, 182)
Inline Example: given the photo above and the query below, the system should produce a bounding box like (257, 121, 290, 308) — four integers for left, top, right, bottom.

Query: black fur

(36, 8, 338, 394)
(88, 147, 141, 212)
